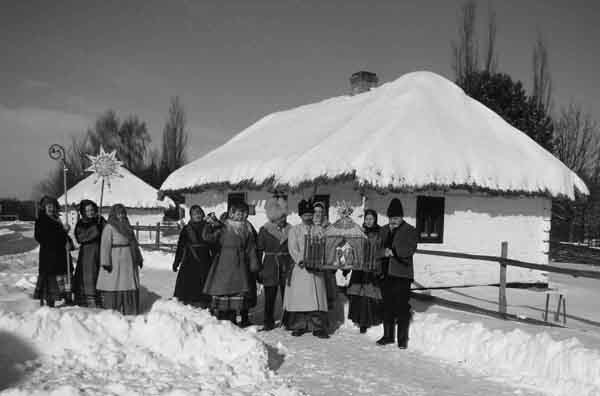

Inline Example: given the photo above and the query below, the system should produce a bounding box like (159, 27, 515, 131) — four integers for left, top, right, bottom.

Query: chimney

(350, 71, 378, 95)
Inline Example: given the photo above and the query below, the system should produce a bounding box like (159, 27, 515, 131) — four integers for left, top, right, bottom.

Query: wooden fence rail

(132, 222, 181, 249)
(416, 242, 600, 318)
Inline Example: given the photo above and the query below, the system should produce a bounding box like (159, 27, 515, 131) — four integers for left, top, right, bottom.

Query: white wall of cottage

(185, 182, 550, 287)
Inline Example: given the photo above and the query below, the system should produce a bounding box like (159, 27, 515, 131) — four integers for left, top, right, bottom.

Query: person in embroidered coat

(97, 204, 143, 315)
(283, 199, 329, 338)
(73, 199, 106, 307)
(33, 196, 73, 307)
(257, 198, 292, 331)
(346, 208, 383, 333)
(377, 198, 418, 349)
(312, 201, 341, 332)
(202, 201, 259, 325)
(172, 205, 213, 307)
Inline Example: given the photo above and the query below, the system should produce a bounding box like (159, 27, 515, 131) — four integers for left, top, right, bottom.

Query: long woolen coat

(256, 222, 292, 287)
(202, 220, 258, 296)
(283, 223, 328, 312)
(97, 224, 140, 292)
(379, 222, 418, 280)
(73, 217, 106, 297)
(173, 221, 213, 303)
(34, 213, 72, 276)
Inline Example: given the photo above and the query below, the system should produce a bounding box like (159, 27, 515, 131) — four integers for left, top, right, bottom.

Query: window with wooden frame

(416, 196, 444, 243)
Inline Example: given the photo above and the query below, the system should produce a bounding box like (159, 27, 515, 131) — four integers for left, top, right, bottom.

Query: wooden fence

(132, 222, 181, 249)
(416, 242, 600, 317)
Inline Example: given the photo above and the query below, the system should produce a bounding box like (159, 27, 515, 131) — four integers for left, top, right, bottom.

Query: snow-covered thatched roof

(60, 167, 174, 209)
(161, 71, 588, 199)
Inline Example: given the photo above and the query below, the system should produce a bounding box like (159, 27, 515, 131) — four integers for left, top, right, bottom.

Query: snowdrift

(363, 313, 600, 396)
(0, 300, 301, 395)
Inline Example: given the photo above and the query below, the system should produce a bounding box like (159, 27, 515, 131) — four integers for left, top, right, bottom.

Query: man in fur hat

(377, 198, 418, 348)
(257, 197, 292, 331)
(283, 199, 330, 338)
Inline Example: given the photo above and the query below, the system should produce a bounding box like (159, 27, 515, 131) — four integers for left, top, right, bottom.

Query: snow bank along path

(0, 300, 302, 396)
(142, 249, 600, 396)
(371, 313, 600, 396)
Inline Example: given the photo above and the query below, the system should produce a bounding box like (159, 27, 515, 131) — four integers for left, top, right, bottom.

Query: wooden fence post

(135, 222, 139, 241)
(499, 241, 508, 317)
(155, 222, 161, 248)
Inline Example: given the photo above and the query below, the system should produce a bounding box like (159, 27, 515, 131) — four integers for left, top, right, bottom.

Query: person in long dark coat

(346, 209, 383, 333)
(377, 198, 418, 349)
(239, 202, 258, 327)
(202, 201, 260, 326)
(97, 204, 144, 315)
(73, 199, 106, 307)
(257, 198, 292, 331)
(33, 196, 73, 307)
(172, 205, 213, 308)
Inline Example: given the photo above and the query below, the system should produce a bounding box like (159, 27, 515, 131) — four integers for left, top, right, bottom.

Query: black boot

(397, 318, 409, 349)
(239, 310, 251, 328)
(376, 322, 395, 345)
(359, 326, 367, 334)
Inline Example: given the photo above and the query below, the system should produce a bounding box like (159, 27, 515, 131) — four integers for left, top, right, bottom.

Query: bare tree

(532, 34, 552, 115)
(160, 96, 188, 181)
(452, 1, 479, 86)
(553, 103, 600, 177)
(87, 110, 120, 152)
(552, 104, 600, 241)
(118, 116, 151, 173)
(483, 5, 498, 73)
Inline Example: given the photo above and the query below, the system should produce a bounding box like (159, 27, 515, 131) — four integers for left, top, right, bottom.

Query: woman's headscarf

(107, 204, 134, 241)
(362, 208, 380, 233)
(78, 199, 99, 219)
(107, 203, 143, 268)
(38, 195, 59, 219)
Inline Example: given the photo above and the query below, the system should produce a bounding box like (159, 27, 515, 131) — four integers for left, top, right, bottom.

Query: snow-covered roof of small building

(60, 167, 174, 209)
(161, 71, 588, 199)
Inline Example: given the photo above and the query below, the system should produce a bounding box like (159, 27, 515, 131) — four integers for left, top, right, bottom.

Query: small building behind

(160, 71, 587, 288)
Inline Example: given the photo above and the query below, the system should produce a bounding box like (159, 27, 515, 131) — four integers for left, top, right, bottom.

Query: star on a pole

(85, 146, 123, 189)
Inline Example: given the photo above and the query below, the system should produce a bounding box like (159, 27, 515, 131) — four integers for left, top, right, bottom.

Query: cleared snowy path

(140, 267, 542, 396)
(256, 326, 542, 396)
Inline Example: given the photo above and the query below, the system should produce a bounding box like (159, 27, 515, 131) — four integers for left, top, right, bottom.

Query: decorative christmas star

(85, 146, 123, 189)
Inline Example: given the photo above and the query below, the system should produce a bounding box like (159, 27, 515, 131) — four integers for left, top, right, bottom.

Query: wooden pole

(62, 161, 72, 296)
(135, 222, 139, 241)
(98, 178, 105, 221)
(155, 222, 160, 248)
(499, 241, 508, 317)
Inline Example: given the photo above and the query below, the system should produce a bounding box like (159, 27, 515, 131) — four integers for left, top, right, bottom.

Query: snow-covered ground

(1, 224, 600, 395)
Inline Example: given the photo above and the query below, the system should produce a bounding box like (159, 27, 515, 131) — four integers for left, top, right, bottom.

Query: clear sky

(1, 0, 598, 199)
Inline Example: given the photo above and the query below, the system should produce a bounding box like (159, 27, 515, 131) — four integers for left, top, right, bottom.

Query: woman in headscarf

(202, 201, 259, 326)
(346, 209, 383, 333)
(97, 204, 143, 315)
(73, 199, 106, 307)
(34, 196, 73, 307)
(172, 205, 213, 308)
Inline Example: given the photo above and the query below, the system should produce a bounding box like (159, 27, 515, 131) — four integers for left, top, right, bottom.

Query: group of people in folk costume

(34, 196, 143, 315)
(172, 195, 417, 348)
(34, 193, 417, 348)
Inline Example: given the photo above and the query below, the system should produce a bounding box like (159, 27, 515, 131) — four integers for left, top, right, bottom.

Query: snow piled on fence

(0, 300, 302, 396)
(161, 71, 587, 199)
(362, 312, 600, 396)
